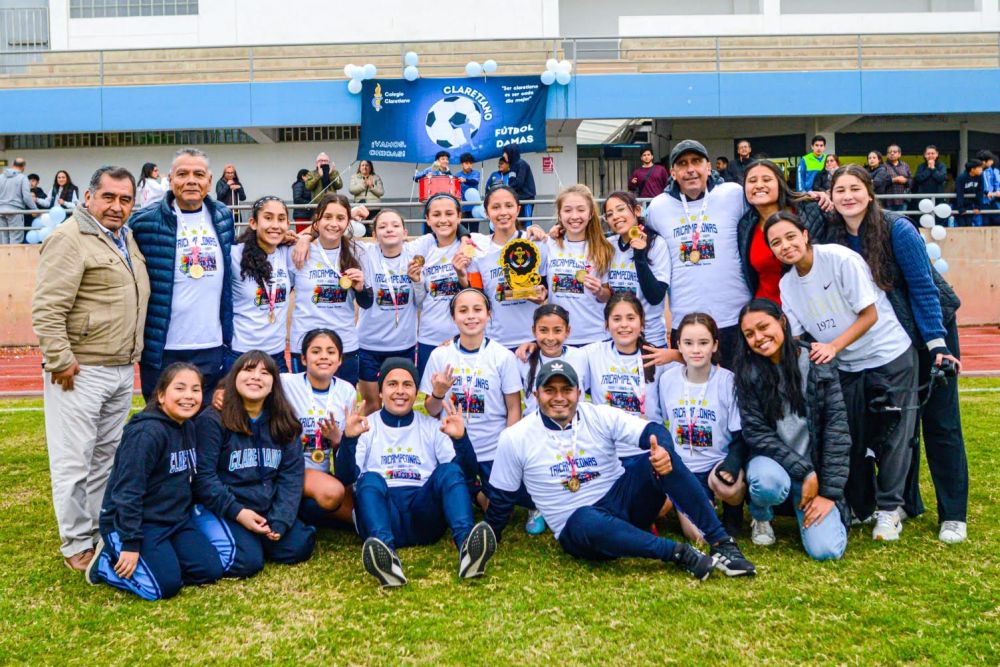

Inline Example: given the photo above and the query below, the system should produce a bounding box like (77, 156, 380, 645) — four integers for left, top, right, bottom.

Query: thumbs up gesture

(649, 435, 673, 476)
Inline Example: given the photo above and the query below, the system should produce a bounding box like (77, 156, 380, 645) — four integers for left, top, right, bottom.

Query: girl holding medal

(290, 194, 372, 385)
(603, 190, 671, 348)
(653, 313, 748, 544)
(282, 329, 357, 528)
(357, 209, 425, 414)
(86, 363, 224, 600)
(545, 184, 614, 346)
(520, 304, 586, 416)
(463, 186, 549, 350)
(421, 288, 523, 510)
(228, 196, 295, 373)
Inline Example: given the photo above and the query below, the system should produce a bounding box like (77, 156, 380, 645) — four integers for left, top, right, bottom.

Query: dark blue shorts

(358, 346, 417, 383)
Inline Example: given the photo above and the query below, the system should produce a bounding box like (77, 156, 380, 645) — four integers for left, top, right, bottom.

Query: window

(69, 0, 199, 19)
(3, 129, 255, 150)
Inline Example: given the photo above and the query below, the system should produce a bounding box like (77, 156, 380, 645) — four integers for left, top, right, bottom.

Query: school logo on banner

(358, 76, 549, 163)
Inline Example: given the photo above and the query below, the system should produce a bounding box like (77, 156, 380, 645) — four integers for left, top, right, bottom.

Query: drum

(418, 175, 462, 202)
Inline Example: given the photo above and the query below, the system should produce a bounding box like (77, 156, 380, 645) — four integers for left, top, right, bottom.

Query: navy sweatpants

(558, 454, 728, 562)
(354, 461, 474, 551)
(94, 516, 223, 601)
(192, 505, 316, 578)
(478, 459, 535, 510)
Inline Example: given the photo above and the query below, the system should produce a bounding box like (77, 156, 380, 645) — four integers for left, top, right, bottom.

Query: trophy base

(504, 288, 538, 300)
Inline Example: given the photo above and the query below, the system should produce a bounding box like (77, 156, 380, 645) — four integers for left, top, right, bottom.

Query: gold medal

(574, 269, 588, 282)
(462, 244, 477, 258)
(412, 254, 425, 266)
(339, 276, 353, 289)
(567, 476, 581, 493)
(311, 449, 325, 464)
(627, 226, 642, 240)
(189, 264, 205, 279)
(268, 310, 276, 324)
(689, 250, 701, 264)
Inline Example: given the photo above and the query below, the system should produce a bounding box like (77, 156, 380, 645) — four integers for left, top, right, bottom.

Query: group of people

(31, 139, 968, 601)
(0, 158, 82, 243)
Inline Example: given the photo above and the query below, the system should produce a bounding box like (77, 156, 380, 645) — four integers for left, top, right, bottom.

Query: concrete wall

(4, 227, 997, 347)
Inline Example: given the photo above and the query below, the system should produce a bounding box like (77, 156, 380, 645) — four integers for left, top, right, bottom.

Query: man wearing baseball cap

(485, 360, 756, 580)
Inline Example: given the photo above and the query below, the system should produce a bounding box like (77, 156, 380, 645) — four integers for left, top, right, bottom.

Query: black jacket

(868, 165, 891, 195)
(739, 343, 852, 502)
(215, 178, 247, 207)
(292, 179, 312, 221)
(503, 146, 536, 202)
(812, 170, 834, 193)
(99, 410, 198, 551)
(913, 162, 947, 194)
(737, 198, 828, 297)
(193, 408, 304, 537)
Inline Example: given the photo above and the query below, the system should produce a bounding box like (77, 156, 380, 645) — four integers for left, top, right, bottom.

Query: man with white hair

(304, 152, 343, 203)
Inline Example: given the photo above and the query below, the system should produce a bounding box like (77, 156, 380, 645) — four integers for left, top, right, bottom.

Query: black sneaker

(458, 521, 497, 580)
(710, 537, 756, 577)
(670, 543, 715, 581)
(362, 537, 407, 587)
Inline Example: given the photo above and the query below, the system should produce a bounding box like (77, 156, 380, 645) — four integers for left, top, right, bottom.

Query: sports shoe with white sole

(84, 536, 106, 586)
(710, 537, 756, 576)
(938, 520, 967, 544)
(750, 519, 775, 546)
(362, 537, 407, 587)
(524, 509, 546, 535)
(670, 543, 715, 581)
(871, 510, 902, 541)
(458, 521, 496, 580)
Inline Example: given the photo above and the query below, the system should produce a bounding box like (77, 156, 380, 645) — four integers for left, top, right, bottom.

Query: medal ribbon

(679, 192, 709, 254)
(376, 248, 403, 327)
(456, 336, 487, 419)
(546, 413, 581, 488)
(306, 375, 338, 461)
(174, 203, 207, 275)
(681, 367, 713, 453)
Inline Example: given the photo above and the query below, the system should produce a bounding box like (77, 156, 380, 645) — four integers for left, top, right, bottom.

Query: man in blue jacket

(796, 135, 827, 192)
(954, 159, 984, 227)
(502, 145, 536, 222)
(130, 148, 235, 400)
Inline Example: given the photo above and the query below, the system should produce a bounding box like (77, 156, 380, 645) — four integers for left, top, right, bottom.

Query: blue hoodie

(99, 410, 198, 552)
(193, 408, 304, 537)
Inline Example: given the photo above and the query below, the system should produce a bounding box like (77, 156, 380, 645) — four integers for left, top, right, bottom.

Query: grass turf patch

(1, 379, 998, 664)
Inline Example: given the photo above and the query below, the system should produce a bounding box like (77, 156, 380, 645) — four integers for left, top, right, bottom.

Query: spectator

(716, 156, 737, 183)
(41, 170, 80, 213)
(913, 145, 948, 195)
(503, 146, 536, 221)
(31, 165, 150, 572)
(976, 150, 1000, 216)
(137, 163, 170, 209)
(291, 168, 312, 229)
(867, 151, 891, 195)
(628, 147, 670, 198)
(305, 152, 343, 202)
(883, 144, 913, 212)
(812, 154, 840, 193)
(730, 139, 754, 184)
(456, 152, 481, 231)
(215, 163, 246, 222)
(796, 135, 827, 191)
(485, 157, 510, 190)
(0, 157, 38, 243)
(413, 150, 452, 181)
(954, 159, 984, 227)
(28, 173, 49, 209)
(349, 159, 384, 210)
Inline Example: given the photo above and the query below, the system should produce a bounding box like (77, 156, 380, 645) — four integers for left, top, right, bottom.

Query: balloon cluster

(25, 205, 67, 244)
(540, 59, 572, 86)
(464, 59, 498, 77)
(917, 198, 952, 274)
(344, 62, 378, 94)
(463, 188, 486, 220)
(403, 51, 420, 82)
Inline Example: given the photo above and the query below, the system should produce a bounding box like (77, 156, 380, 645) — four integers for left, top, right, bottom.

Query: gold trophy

(500, 238, 542, 300)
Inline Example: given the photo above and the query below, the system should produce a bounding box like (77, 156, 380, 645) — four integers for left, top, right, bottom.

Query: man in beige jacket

(32, 166, 150, 572)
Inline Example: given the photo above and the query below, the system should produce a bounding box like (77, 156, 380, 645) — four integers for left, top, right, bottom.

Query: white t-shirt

(644, 183, 750, 328)
(779, 243, 912, 372)
(654, 365, 741, 474)
(518, 346, 587, 415)
(290, 240, 366, 354)
(544, 238, 610, 345)
(489, 403, 647, 538)
(408, 234, 461, 346)
(419, 338, 522, 462)
(471, 231, 550, 348)
(607, 235, 672, 347)
(358, 246, 419, 352)
(165, 205, 224, 350)
(282, 372, 357, 473)
(230, 243, 294, 355)
(354, 411, 458, 489)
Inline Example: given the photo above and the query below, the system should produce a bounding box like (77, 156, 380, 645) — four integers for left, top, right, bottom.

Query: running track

(2, 327, 998, 396)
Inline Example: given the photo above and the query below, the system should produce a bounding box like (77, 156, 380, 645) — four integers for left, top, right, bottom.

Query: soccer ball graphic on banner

(424, 95, 483, 150)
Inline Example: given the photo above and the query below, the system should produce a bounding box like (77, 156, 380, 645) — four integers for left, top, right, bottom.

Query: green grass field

(2, 379, 998, 665)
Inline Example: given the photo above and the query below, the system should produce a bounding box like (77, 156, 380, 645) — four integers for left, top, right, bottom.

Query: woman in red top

(737, 160, 830, 304)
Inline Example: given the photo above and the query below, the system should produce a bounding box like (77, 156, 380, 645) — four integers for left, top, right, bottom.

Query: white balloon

(919, 213, 935, 229)
(344, 63, 356, 78)
(39, 213, 52, 228)
(540, 70, 556, 85)
(48, 206, 66, 224)
(472, 205, 486, 220)
(555, 71, 571, 85)
(349, 65, 364, 80)
(933, 258, 949, 274)
(545, 58, 559, 72)
(404, 51, 419, 67)
(930, 224, 947, 241)
(463, 188, 482, 203)
(37, 227, 52, 241)
(25, 230, 40, 244)
(362, 63, 377, 80)
(483, 59, 498, 74)
(350, 221, 366, 238)
(556, 60, 572, 73)
(925, 242, 942, 261)
(465, 61, 482, 77)
(918, 198, 935, 214)
(347, 78, 363, 94)
(403, 65, 420, 81)
(933, 203, 952, 218)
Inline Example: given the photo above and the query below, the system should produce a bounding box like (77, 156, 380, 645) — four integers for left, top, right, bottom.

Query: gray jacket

(0, 168, 38, 212)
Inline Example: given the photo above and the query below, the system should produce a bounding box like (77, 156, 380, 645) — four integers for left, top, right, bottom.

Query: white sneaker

(939, 521, 967, 544)
(872, 510, 902, 541)
(750, 519, 775, 546)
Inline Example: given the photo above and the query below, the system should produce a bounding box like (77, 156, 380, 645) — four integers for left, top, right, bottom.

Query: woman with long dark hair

(44, 170, 79, 212)
(215, 163, 247, 220)
(137, 162, 169, 209)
